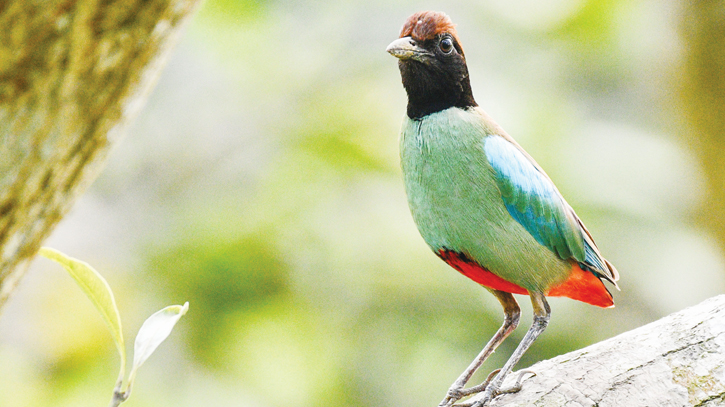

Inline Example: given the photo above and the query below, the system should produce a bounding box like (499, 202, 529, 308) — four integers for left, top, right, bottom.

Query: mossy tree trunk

(0, 0, 201, 310)
(679, 0, 725, 254)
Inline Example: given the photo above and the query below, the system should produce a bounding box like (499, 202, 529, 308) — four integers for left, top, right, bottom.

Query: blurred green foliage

(2, 0, 725, 406)
(147, 235, 290, 367)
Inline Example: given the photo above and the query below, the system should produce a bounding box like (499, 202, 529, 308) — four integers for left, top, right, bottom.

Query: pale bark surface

(0, 0, 201, 308)
(461, 295, 725, 407)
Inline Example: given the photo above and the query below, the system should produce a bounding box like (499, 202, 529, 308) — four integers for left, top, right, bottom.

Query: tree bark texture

(0, 0, 201, 309)
(462, 295, 725, 406)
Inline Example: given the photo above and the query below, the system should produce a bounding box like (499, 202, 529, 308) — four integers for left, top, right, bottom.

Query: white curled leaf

(127, 302, 189, 387)
(39, 247, 126, 371)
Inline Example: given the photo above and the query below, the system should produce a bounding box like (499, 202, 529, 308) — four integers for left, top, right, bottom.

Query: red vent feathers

(437, 249, 614, 308)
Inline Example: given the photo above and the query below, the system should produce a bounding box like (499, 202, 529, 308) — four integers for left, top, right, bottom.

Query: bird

(386, 11, 619, 407)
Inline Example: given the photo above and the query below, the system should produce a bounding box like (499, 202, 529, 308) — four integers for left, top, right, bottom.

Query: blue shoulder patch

(483, 136, 585, 261)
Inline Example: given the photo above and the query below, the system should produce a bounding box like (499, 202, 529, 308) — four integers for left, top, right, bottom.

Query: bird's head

(387, 11, 476, 119)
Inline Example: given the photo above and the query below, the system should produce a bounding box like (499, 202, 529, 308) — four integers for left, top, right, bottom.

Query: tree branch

(0, 0, 202, 309)
(462, 295, 725, 406)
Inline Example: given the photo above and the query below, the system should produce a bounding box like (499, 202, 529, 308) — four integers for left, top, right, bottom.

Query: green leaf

(127, 302, 189, 387)
(38, 247, 126, 373)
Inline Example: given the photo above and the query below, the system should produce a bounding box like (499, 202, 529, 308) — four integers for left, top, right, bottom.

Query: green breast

(399, 107, 570, 292)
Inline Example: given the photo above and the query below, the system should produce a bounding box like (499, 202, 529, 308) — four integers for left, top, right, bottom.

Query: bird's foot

(466, 369, 536, 407)
(439, 369, 500, 407)
(498, 369, 536, 394)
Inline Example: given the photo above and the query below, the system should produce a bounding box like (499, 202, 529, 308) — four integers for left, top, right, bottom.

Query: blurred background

(1, 0, 724, 406)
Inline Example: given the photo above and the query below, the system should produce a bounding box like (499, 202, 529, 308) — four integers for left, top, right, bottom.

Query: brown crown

(399, 11, 460, 45)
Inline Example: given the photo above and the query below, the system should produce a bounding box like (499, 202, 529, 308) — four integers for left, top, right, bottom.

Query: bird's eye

(439, 37, 454, 54)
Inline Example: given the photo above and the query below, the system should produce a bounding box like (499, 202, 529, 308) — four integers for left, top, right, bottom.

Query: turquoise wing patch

(484, 136, 585, 261)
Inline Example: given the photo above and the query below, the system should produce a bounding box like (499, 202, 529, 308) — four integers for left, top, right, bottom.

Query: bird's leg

(439, 290, 520, 407)
(470, 291, 550, 407)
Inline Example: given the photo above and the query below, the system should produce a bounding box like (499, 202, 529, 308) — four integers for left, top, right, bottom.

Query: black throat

(399, 57, 477, 120)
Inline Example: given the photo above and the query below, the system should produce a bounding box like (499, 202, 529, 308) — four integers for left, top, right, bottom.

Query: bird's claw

(498, 369, 536, 394)
(438, 388, 464, 407)
(440, 368, 503, 407)
(465, 369, 536, 407)
(451, 401, 476, 407)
